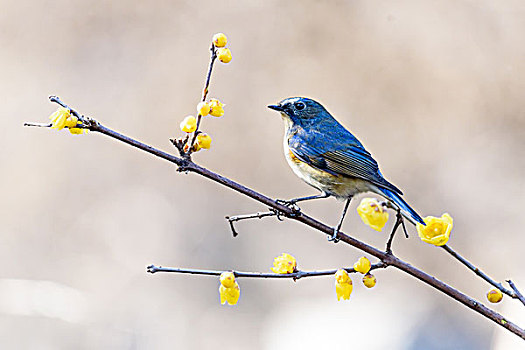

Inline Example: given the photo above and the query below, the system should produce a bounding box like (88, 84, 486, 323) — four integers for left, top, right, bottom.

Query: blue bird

(268, 97, 425, 246)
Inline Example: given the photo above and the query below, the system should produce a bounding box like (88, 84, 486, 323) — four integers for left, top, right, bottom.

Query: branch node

(507, 280, 525, 306)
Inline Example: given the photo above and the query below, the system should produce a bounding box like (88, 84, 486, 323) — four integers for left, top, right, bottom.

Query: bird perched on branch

(268, 97, 424, 245)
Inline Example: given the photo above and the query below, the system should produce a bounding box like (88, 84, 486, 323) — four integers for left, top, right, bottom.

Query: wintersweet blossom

(219, 271, 240, 305)
(417, 213, 453, 246)
(212, 33, 227, 48)
(353, 256, 371, 274)
(335, 269, 353, 301)
(362, 273, 377, 288)
(271, 253, 297, 274)
(357, 198, 389, 231)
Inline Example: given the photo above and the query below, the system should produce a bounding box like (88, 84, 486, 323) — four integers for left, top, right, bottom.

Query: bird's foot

(327, 227, 340, 243)
(275, 199, 302, 217)
(385, 210, 409, 253)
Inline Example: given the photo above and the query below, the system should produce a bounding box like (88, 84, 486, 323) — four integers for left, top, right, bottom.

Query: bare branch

(442, 245, 519, 300)
(147, 262, 387, 280)
(507, 280, 525, 307)
(225, 210, 280, 237)
(187, 44, 218, 155)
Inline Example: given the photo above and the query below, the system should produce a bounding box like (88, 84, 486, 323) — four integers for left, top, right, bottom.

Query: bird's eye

(295, 102, 305, 110)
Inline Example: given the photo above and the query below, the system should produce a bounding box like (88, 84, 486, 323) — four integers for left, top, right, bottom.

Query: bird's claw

(276, 199, 302, 216)
(327, 227, 340, 243)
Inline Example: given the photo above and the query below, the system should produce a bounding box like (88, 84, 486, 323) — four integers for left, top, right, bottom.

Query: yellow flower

(219, 282, 240, 306)
(357, 198, 389, 231)
(49, 107, 71, 130)
(487, 289, 503, 303)
(196, 133, 212, 150)
(212, 33, 228, 47)
(217, 48, 232, 63)
(64, 116, 78, 128)
(220, 271, 236, 288)
(197, 102, 210, 116)
(180, 115, 197, 133)
(362, 273, 377, 288)
(271, 253, 297, 274)
(417, 213, 453, 246)
(335, 269, 353, 301)
(353, 256, 371, 274)
(69, 127, 87, 135)
(209, 99, 225, 117)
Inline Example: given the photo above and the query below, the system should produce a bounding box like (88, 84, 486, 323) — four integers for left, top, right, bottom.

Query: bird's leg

(276, 191, 329, 212)
(385, 209, 409, 253)
(328, 197, 352, 243)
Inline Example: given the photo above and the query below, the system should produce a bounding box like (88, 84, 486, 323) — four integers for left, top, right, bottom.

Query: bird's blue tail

(376, 188, 425, 226)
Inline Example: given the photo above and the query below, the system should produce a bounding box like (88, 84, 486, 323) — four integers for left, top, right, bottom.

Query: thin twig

(225, 211, 279, 236)
(24, 98, 525, 339)
(507, 280, 525, 307)
(23, 122, 52, 127)
(147, 263, 387, 280)
(187, 44, 218, 154)
(442, 245, 518, 299)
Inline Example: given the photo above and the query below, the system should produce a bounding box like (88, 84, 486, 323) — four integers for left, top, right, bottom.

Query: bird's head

(268, 97, 329, 127)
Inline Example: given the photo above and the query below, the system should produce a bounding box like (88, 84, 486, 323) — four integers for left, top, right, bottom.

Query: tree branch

(24, 97, 525, 340)
(442, 245, 522, 303)
(147, 262, 387, 280)
(507, 280, 525, 307)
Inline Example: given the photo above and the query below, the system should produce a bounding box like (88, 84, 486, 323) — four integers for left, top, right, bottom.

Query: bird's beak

(267, 104, 283, 112)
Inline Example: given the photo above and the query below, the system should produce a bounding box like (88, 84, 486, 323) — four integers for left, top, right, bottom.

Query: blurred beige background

(1, 0, 524, 349)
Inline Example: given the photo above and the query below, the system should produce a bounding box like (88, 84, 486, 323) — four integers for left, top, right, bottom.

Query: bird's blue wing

(288, 131, 402, 195)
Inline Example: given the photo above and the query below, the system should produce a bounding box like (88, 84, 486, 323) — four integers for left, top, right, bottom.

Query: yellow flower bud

(196, 133, 212, 150)
(219, 282, 240, 306)
(197, 102, 210, 116)
(417, 213, 453, 246)
(335, 269, 350, 284)
(217, 48, 232, 63)
(64, 116, 78, 128)
(487, 289, 503, 303)
(357, 198, 389, 231)
(353, 256, 371, 274)
(334, 269, 353, 301)
(271, 253, 297, 274)
(180, 115, 197, 133)
(209, 99, 225, 117)
(69, 127, 87, 135)
(49, 107, 71, 130)
(212, 33, 227, 48)
(362, 273, 377, 288)
(220, 271, 236, 288)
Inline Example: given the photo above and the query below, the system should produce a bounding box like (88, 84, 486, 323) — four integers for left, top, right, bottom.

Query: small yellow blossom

(487, 289, 503, 303)
(64, 116, 78, 128)
(362, 273, 377, 288)
(357, 198, 389, 231)
(209, 99, 225, 117)
(197, 102, 210, 116)
(180, 115, 197, 133)
(49, 107, 71, 130)
(271, 253, 297, 274)
(69, 127, 87, 135)
(353, 256, 371, 274)
(196, 133, 212, 150)
(217, 48, 232, 63)
(220, 271, 236, 288)
(219, 283, 240, 306)
(417, 213, 453, 246)
(212, 33, 228, 47)
(335, 269, 353, 301)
